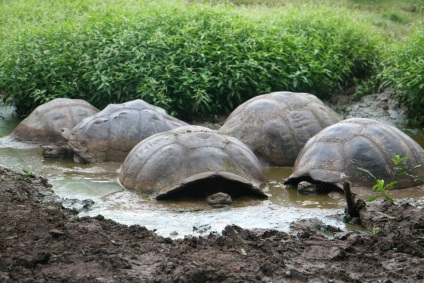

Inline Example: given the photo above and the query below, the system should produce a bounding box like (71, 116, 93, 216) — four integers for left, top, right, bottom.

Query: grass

(196, 0, 424, 40)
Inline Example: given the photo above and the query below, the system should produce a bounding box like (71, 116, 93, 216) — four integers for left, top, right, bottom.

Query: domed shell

(119, 126, 268, 200)
(62, 99, 188, 163)
(10, 98, 99, 144)
(220, 91, 341, 166)
(284, 118, 424, 192)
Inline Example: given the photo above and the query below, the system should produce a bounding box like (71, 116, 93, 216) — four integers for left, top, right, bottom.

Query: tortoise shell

(119, 126, 268, 200)
(284, 118, 424, 192)
(62, 99, 188, 163)
(220, 92, 341, 166)
(10, 98, 99, 144)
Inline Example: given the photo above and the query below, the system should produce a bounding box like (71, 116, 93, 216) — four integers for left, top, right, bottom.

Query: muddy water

(1, 105, 423, 238)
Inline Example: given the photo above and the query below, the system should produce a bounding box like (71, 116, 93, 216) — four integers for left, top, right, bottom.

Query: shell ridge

(280, 108, 301, 155)
(132, 134, 179, 183)
(120, 126, 266, 198)
(223, 142, 255, 180)
(289, 118, 424, 191)
(345, 126, 395, 181)
(11, 98, 98, 144)
(66, 100, 186, 162)
(362, 123, 415, 172)
(309, 106, 326, 130)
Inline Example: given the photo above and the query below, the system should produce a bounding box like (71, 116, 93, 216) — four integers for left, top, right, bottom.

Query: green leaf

(385, 181, 398, 189)
(385, 195, 395, 203)
(368, 195, 382, 202)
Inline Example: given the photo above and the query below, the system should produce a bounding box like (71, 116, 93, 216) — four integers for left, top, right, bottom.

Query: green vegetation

(392, 154, 422, 182)
(379, 28, 424, 125)
(0, 0, 379, 117)
(199, 0, 424, 39)
(0, 0, 423, 122)
(370, 226, 380, 237)
(358, 166, 396, 203)
(360, 154, 423, 203)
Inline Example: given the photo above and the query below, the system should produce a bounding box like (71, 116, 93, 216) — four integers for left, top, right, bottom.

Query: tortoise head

(206, 192, 233, 208)
(61, 128, 91, 163)
(41, 145, 73, 159)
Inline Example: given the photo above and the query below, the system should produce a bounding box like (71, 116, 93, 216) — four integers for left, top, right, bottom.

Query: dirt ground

(1, 166, 424, 282)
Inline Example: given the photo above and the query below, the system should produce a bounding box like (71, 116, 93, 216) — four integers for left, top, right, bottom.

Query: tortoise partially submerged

(10, 98, 99, 144)
(60, 99, 189, 163)
(119, 126, 268, 200)
(220, 91, 341, 167)
(284, 118, 424, 193)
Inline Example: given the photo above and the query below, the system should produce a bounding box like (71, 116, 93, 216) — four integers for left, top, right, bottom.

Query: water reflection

(0, 105, 20, 134)
(265, 167, 346, 208)
(401, 127, 424, 149)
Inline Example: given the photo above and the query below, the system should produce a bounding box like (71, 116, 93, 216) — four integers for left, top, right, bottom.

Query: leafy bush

(0, 0, 381, 118)
(379, 27, 424, 125)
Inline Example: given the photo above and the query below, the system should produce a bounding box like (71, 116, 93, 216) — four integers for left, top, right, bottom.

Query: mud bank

(330, 91, 407, 127)
(1, 167, 423, 282)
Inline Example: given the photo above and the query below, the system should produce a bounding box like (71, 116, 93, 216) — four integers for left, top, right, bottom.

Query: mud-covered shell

(284, 118, 424, 191)
(62, 99, 188, 163)
(119, 126, 268, 199)
(10, 98, 99, 144)
(220, 92, 341, 166)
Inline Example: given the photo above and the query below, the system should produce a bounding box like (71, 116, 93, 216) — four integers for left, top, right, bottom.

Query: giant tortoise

(60, 99, 188, 163)
(220, 91, 341, 166)
(119, 126, 268, 200)
(284, 118, 424, 194)
(10, 98, 99, 144)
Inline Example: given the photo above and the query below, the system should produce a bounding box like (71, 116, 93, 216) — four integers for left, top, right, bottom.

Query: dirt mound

(330, 91, 407, 126)
(1, 166, 423, 282)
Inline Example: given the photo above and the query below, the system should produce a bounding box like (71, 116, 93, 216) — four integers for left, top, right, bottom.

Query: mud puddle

(1, 166, 423, 282)
(0, 104, 348, 238)
(0, 139, 346, 238)
(1, 102, 424, 239)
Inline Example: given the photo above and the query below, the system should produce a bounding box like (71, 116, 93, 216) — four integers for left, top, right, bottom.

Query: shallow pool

(1, 104, 423, 238)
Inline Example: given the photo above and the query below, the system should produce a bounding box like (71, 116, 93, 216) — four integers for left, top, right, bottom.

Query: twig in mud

(344, 182, 358, 219)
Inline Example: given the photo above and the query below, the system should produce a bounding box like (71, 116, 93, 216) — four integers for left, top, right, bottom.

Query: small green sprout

(358, 167, 396, 203)
(359, 154, 423, 203)
(22, 169, 33, 176)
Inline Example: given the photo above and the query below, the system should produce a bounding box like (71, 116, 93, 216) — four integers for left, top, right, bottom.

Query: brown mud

(1, 166, 424, 282)
(330, 90, 407, 127)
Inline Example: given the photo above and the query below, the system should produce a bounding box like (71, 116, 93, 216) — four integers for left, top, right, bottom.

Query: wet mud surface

(330, 91, 407, 127)
(1, 166, 424, 282)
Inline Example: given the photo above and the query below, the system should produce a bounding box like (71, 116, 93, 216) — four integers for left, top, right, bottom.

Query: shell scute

(81, 117, 110, 152)
(285, 118, 424, 192)
(225, 141, 264, 176)
(317, 122, 361, 143)
(220, 91, 341, 166)
(63, 99, 188, 163)
(134, 143, 187, 192)
(10, 98, 99, 144)
(119, 126, 267, 199)
(109, 110, 141, 152)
